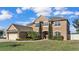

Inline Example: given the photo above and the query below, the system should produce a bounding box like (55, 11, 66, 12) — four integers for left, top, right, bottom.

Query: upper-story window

(35, 21, 43, 27)
(35, 22, 48, 27)
(43, 22, 48, 26)
(53, 21, 61, 26)
(35, 23, 39, 27)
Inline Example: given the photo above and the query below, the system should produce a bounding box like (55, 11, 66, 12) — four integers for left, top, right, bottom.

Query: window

(35, 23, 39, 27)
(54, 21, 60, 26)
(54, 32, 61, 36)
(35, 22, 48, 27)
(43, 22, 48, 26)
(35, 22, 43, 27)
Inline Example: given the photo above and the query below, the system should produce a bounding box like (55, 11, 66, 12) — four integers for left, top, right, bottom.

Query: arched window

(54, 32, 61, 36)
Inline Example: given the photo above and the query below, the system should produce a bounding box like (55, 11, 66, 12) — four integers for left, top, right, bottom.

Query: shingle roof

(49, 17, 70, 24)
(27, 15, 49, 26)
(26, 16, 70, 26)
(12, 24, 33, 32)
(26, 22, 34, 26)
(49, 17, 67, 21)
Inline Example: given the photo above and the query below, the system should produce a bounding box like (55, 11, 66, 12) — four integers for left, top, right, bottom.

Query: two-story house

(7, 15, 70, 40)
(27, 15, 70, 40)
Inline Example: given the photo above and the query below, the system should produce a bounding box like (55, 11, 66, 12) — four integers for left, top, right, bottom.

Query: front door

(43, 31, 48, 39)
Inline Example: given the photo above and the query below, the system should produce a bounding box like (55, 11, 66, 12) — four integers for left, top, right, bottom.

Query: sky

(0, 7, 79, 33)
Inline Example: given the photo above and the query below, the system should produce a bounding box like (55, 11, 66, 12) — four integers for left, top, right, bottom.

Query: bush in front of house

(16, 31, 41, 41)
(27, 31, 41, 40)
(16, 38, 27, 41)
(53, 35, 64, 40)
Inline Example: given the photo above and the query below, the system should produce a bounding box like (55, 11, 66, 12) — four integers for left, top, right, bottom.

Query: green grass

(0, 40, 79, 51)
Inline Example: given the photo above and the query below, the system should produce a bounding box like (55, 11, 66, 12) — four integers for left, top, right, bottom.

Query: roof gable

(7, 24, 18, 31)
(27, 15, 49, 26)
(34, 15, 49, 23)
(7, 24, 33, 32)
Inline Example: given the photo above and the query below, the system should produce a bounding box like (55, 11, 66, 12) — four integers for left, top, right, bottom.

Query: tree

(48, 21, 53, 39)
(0, 30, 3, 37)
(73, 19, 79, 33)
(39, 21, 43, 39)
(27, 31, 38, 40)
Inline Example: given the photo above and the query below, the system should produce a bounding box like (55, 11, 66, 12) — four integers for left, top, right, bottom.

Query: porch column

(7, 32, 9, 40)
(17, 31, 20, 39)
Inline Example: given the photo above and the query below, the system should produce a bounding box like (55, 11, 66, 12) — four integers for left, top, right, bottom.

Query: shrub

(27, 31, 40, 40)
(16, 38, 27, 41)
(16, 31, 41, 41)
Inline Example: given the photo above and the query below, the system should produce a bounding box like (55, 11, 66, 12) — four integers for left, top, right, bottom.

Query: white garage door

(71, 34, 79, 40)
(8, 33, 18, 40)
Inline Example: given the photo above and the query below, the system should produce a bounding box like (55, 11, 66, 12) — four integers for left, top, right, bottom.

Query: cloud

(16, 7, 53, 16)
(16, 17, 36, 25)
(54, 7, 67, 11)
(16, 21, 31, 26)
(31, 7, 52, 16)
(53, 7, 74, 16)
(61, 11, 74, 15)
(54, 11, 73, 16)
(0, 26, 4, 29)
(53, 11, 61, 16)
(29, 17, 36, 22)
(0, 10, 13, 20)
(16, 8, 22, 14)
(21, 7, 31, 11)
(69, 15, 78, 19)
(75, 12, 79, 15)
(16, 7, 32, 14)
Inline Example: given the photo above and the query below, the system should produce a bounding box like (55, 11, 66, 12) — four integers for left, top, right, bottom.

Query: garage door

(8, 33, 18, 40)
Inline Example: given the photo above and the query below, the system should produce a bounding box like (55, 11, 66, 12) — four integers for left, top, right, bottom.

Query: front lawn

(0, 40, 79, 51)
